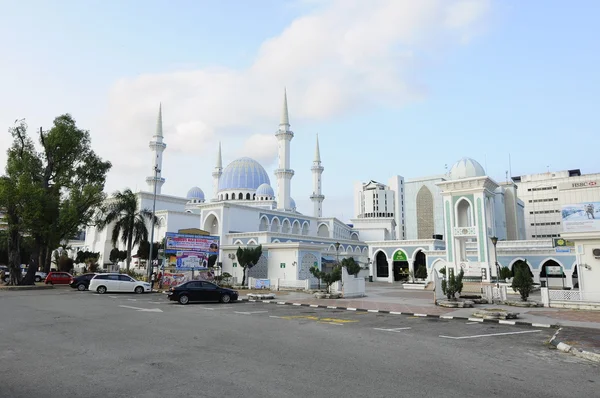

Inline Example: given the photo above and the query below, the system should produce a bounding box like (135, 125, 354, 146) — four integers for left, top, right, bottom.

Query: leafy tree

(136, 240, 161, 262)
(512, 260, 534, 301)
(415, 264, 427, 280)
(58, 254, 74, 273)
(235, 245, 263, 286)
(97, 189, 157, 271)
(309, 266, 322, 290)
(341, 257, 361, 276)
(499, 266, 512, 280)
(441, 268, 464, 300)
(0, 116, 110, 284)
(321, 265, 342, 293)
(109, 248, 127, 265)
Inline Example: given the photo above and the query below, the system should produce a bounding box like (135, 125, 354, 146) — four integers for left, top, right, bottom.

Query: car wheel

(178, 295, 189, 305)
(77, 284, 86, 291)
(97, 286, 107, 294)
(134, 286, 144, 294)
(35, 276, 42, 282)
(220, 294, 231, 304)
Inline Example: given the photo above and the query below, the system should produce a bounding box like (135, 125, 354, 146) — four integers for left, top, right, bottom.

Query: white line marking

(327, 306, 337, 309)
(346, 308, 357, 311)
(234, 311, 269, 315)
(390, 311, 402, 315)
(269, 315, 283, 319)
(367, 309, 379, 313)
(413, 313, 427, 317)
(439, 330, 542, 340)
(127, 299, 137, 301)
(277, 301, 286, 305)
(498, 320, 516, 325)
(318, 321, 344, 326)
(466, 322, 479, 325)
(293, 303, 301, 306)
(118, 305, 163, 313)
(468, 318, 484, 322)
(440, 315, 454, 319)
(373, 327, 411, 332)
(309, 304, 319, 308)
(532, 323, 552, 328)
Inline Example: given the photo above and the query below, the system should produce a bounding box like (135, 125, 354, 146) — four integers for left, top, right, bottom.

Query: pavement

(0, 287, 598, 397)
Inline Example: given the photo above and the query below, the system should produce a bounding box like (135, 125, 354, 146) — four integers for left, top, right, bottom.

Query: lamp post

(490, 236, 499, 288)
(334, 242, 340, 265)
(147, 164, 160, 282)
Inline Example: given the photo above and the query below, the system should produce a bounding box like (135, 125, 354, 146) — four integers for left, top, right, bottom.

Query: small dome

(290, 197, 296, 210)
(218, 157, 270, 192)
(449, 157, 486, 180)
(256, 183, 274, 197)
(186, 186, 205, 200)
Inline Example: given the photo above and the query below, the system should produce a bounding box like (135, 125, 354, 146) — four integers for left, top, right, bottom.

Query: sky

(1, 0, 599, 222)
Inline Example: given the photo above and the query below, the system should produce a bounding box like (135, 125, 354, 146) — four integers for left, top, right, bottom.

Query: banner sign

(165, 233, 220, 271)
(160, 270, 215, 287)
(545, 265, 563, 276)
(562, 202, 600, 232)
(254, 279, 270, 289)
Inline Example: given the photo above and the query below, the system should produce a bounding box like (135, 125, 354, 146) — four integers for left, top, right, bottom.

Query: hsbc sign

(571, 181, 598, 189)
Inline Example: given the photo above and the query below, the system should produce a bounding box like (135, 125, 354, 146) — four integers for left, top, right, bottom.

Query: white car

(89, 273, 152, 294)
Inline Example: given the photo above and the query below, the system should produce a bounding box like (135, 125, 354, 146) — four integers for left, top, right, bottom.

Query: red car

(45, 272, 73, 285)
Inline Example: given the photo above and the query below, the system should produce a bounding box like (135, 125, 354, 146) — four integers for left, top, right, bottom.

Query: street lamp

(490, 236, 500, 288)
(334, 242, 340, 265)
(147, 164, 160, 282)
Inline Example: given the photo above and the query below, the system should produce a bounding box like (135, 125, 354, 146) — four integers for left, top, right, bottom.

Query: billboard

(165, 233, 220, 271)
(561, 202, 600, 232)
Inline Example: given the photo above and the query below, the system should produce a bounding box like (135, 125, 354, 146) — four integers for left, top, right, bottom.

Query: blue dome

(186, 186, 205, 200)
(218, 157, 270, 191)
(256, 183, 274, 197)
(290, 197, 296, 209)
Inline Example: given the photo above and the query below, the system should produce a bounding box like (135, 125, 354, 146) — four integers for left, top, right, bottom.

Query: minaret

(274, 88, 295, 211)
(310, 134, 325, 217)
(146, 103, 166, 194)
(212, 141, 223, 201)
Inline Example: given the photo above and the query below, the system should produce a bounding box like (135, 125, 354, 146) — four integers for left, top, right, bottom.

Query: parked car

(168, 281, 238, 305)
(45, 272, 73, 285)
(89, 273, 151, 294)
(1, 265, 8, 283)
(21, 268, 47, 282)
(69, 273, 97, 291)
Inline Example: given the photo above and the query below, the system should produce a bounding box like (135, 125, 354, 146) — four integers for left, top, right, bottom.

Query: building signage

(553, 238, 574, 247)
(393, 251, 407, 262)
(555, 248, 571, 253)
(561, 202, 600, 233)
(165, 232, 220, 271)
(545, 265, 563, 276)
(560, 180, 599, 190)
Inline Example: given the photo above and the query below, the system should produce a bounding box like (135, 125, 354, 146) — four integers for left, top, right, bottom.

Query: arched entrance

(203, 214, 219, 235)
(392, 250, 409, 281)
(539, 259, 566, 288)
(375, 251, 389, 278)
(413, 250, 427, 279)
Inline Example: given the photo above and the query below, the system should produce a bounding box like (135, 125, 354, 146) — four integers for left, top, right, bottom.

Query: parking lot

(1, 288, 598, 398)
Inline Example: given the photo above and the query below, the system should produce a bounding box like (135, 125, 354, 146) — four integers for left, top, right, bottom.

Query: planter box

(403, 283, 427, 290)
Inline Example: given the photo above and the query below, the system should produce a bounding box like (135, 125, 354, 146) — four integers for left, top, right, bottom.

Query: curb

(0, 285, 55, 291)
(238, 298, 560, 329)
(549, 328, 600, 363)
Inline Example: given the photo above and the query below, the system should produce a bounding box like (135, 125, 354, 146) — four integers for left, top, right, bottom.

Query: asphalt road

(0, 288, 597, 398)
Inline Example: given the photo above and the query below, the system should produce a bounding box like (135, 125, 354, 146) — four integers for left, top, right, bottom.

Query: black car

(168, 281, 238, 305)
(69, 273, 98, 291)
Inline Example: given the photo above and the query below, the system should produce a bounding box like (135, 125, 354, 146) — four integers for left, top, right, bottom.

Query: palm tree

(97, 189, 157, 271)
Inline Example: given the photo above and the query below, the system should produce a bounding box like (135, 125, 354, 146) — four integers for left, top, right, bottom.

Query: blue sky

(1, 0, 599, 221)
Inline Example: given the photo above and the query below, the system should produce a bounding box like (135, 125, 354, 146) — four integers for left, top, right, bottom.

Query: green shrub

(499, 266, 512, 280)
(441, 268, 464, 300)
(415, 264, 427, 279)
(512, 261, 533, 301)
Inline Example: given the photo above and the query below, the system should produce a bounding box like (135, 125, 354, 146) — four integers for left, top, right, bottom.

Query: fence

(541, 287, 600, 309)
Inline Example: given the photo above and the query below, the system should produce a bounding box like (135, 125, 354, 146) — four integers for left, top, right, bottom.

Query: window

(201, 282, 217, 289)
(118, 275, 133, 282)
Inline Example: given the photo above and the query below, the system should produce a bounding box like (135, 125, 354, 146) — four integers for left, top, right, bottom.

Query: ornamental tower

(212, 141, 223, 201)
(146, 103, 166, 194)
(274, 88, 294, 211)
(310, 134, 325, 217)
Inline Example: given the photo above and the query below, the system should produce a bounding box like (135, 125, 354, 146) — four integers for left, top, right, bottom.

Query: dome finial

(280, 87, 289, 126)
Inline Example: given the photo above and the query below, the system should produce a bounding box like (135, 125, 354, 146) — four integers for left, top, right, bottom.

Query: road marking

(277, 301, 286, 305)
(373, 327, 411, 332)
(234, 311, 269, 315)
(367, 309, 379, 313)
(293, 303, 302, 306)
(390, 311, 403, 315)
(309, 304, 319, 308)
(270, 315, 358, 324)
(269, 315, 283, 319)
(127, 299, 137, 301)
(413, 313, 427, 317)
(439, 330, 542, 340)
(499, 320, 516, 325)
(466, 322, 479, 325)
(346, 308, 357, 311)
(318, 321, 344, 326)
(327, 306, 337, 309)
(532, 323, 552, 328)
(440, 315, 453, 319)
(467, 318, 484, 322)
(118, 305, 163, 313)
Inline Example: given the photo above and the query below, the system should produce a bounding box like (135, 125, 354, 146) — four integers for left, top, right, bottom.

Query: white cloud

(98, 0, 490, 190)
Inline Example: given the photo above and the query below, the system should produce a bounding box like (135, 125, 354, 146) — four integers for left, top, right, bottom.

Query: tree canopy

(235, 245, 263, 286)
(0, 116, 111, 284)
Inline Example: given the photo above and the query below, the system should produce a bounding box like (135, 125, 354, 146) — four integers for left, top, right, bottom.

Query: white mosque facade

(74, 91, 587, 292)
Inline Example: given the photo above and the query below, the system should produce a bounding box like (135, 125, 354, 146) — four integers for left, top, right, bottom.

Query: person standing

(157, 271, 163, 289)
(150, 272, 156, 290)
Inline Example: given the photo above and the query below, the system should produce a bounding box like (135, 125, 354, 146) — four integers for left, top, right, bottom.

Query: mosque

(75, 91, 582, 291)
